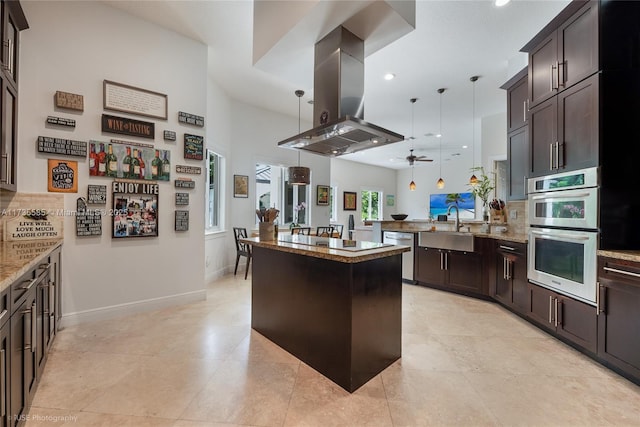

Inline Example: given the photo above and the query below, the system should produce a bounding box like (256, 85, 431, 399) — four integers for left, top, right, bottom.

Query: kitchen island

(243, 235, 409, 392)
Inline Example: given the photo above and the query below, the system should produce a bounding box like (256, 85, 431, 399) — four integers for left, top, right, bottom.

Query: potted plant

(468, 167, 495, 222)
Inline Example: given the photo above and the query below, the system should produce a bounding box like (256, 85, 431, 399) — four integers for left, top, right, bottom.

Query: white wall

(19, 1, 208, 324)
(482, 113, 507, 170)
(330, 158, 397, 228)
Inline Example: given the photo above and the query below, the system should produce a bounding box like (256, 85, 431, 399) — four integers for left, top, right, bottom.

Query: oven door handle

(530, 192, 591, 200)
(529, 229, 590, 242)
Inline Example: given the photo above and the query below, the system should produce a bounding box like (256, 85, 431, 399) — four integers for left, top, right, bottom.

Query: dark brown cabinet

(527, 1, 599, 108)
(597, 257, 640, 384)
(0, 0, 27, 192)
(0, 287, 10, 427)
(501, 68, 529, 201)
(529, 73, 599, 177)
(507, 72, 528, 132)
(493, 241, 528, 314)
(527, 282, 597, 354)
(416, 246, 484, 296)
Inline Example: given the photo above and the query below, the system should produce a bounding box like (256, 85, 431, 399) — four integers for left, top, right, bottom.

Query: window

(256, 163, 309, 226)
(329, 186, 337, 222)
(206, 150, 224, 230)
(361, 189, 383, 221)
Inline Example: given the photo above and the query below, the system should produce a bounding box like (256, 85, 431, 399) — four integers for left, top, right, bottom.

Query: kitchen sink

(418, 231, 475, 252)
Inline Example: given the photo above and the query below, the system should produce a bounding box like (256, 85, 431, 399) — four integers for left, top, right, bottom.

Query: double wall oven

(528, 167, 599, 305)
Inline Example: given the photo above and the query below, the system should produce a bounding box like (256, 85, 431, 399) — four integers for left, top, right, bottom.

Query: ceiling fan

(406, 149, 433, 165)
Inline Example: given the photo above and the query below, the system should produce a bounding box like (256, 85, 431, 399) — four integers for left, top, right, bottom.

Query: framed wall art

(48, 159, 78, 193)
(317, 185, 329, 206)
(112, 181, 159, 238)
(88, 140, 170, 181)
(343, 191, 357, 211)
(103, 80, 168, 120)
(234, 175, 248, 198)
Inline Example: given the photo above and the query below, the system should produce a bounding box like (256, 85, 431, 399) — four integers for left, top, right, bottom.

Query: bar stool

(332, 224, 344, 238)
(233, 227, 251, 279)
(291, 227, 311, 235)
(316, 226, 334, 237)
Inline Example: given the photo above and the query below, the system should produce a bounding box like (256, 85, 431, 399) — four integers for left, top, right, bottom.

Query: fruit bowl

(391, 214, 408, 221)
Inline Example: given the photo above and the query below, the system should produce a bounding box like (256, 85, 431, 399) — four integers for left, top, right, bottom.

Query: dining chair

(316, 226, 334, 237)
(332, 224, 344, 238)
(233, 227, 251, 279)
(291, 227, 311, 235)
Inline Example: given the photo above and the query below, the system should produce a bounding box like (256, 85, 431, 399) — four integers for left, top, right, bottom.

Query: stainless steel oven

(528, 167, 599, 306)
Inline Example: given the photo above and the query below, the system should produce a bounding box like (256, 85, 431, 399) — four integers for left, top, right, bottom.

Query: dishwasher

(383, 231, 415, 283)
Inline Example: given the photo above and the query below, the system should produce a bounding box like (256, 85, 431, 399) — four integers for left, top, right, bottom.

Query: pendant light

(436, 88, 446, 189)
(469, 76, 479, 185)
(409, 97, 417, 191)
(288, 90, 310, 185)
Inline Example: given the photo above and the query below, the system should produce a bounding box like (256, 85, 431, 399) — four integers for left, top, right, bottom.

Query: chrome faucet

(447, 204, 462, 232)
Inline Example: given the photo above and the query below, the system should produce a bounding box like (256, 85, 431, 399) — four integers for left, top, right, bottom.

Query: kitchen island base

(251, 245, 402, 392)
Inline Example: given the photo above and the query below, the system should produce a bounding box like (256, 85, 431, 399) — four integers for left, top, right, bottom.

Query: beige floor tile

(284, 364, 392, 427)
(227, 330, 301, 364)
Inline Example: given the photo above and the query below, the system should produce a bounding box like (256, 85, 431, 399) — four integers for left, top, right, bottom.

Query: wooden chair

(233, 227, 251, 279)
(291, 227, 311, 235)
(316, 226, 334, 237)
(332, 224, 344, 238)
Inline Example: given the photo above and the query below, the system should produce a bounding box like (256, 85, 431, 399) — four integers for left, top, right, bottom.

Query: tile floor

(27, 273, 640, 426)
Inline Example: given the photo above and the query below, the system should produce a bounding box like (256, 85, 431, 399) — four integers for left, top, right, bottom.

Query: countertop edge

(1, 239, 63, 292)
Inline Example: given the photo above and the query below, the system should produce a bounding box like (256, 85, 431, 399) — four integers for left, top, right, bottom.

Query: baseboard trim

(60, 289, 207, 327)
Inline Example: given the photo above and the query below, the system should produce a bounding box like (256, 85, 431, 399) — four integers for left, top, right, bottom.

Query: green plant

(468, 167, 495, 207)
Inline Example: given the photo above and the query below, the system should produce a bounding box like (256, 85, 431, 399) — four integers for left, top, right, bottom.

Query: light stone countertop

(0, 239, 63, 292)
(598, 250, 640, 263)
(242, 236, 410, 264)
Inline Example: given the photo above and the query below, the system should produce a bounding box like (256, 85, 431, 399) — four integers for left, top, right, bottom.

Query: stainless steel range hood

(278, 26, 404, 157)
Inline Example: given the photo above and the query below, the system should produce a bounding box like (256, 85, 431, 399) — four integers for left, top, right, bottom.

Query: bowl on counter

(391, 214, 408, 221)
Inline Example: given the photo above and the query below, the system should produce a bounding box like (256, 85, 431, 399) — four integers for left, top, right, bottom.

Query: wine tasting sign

(101, 114, 154, 139)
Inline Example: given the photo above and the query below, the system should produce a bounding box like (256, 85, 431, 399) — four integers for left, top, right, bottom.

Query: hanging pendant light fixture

(409, 97, 417, 191)
(436, 88, 446, 189)
(288, 90, 311, 185)
(469, 76, 480, 185)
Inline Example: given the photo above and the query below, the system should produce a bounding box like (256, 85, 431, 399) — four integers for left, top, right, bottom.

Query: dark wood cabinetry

(506, 72, 528, 132)
(527, 1, 598, 108)
(501, 68, 529, 201)
(527, 282, 597, 354)
(597, 257, 640, 384)
(0, 0, 27, 192)
(529, 73, 599, 177)
(493, 241, 528, 313)
(415, 243, 485, 297)
(0, 287, 10, 427)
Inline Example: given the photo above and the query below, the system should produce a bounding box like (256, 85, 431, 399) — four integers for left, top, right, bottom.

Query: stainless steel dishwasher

(383, 231, 415, 283)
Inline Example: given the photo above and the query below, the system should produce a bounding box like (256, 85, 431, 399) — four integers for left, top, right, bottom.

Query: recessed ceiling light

(462, 145, 468, 149)
(384, 73, 395, 81)
(495, 0, 510, 6)
(436, 133, 442, 138)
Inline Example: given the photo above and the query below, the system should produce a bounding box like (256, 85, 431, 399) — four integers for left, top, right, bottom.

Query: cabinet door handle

(0, 154, 8, 184)
(597, 282, 606, 315)
(558, 60, 565, 87)
(39, 262, 51, 271)
(7, 38, 12, 76)
(603, 266, 640, 279)
(20, 278, 37, 291)
(550, 63, 555, 91)
(444, 252, 448, 271)
(523, 100, 527, 123)
(554, 298, 559, 327)
(0, 309, 6, 323)
(503, 257, 507, 280)
(549, 143, 554, 170)
(507, 259, 512, 280)
(31, 302, 37, 354)
(548, 295, 554, 324)
(0, 349, 5, 417)
(22, 306, 32, 351)
(499, 245, 516, 251)
(49, 281, 55, 315)
(555, 142, 561, 169)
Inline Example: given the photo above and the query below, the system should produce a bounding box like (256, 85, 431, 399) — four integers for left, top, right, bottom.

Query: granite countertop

(242, 236, 410, 264)
(598, 250, 640, 263)
(0, 239, 63, 292)
(375, 220, 529, 244)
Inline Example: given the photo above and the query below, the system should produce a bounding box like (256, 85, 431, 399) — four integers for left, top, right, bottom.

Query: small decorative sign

(55, 90, 84, 111)
(112, 180, 159, 238)
(164, 130, 176, 141)
(104, 80, 168, 120)
(178, 111, 204, 127)
(101, 114, 154, 139)
(175, 192, 189, 206)
(184, 134, 204, 160)
(175, 179, 195, 189)
(3, 215, 63, 241)
(48, 159, 78, 193)
(176, 165, 202, 175)
(76, 198, 102, 237)
(37, 136, 87, 157)
(109, 138, 154, 149)
(87, 185, 107, 204)
(175, 210, 189, 231)
(46, 116, 76, 128)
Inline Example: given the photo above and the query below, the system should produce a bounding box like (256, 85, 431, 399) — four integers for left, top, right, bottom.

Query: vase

(482, 205, 489, 222)
(259, 222, 275, 241)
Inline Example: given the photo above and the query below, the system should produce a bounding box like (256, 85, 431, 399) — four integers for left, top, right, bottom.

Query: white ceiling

(104, 0, 570, 170)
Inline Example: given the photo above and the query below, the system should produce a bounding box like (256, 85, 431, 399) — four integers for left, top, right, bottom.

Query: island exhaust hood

(277, 26, 404, 157)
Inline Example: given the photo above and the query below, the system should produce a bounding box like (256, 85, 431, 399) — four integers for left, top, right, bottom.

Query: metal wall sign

(184, 134, 203, 160)
(175, 192, 189, 205)
(76, 198, 102, 237)
(175, 179, 195, 189)
(37, 136, 87, 157)
(176, 165, 201, 174)
(178, 111, 204, 127)
(103, 80, 168, 120)
(55, 90, 84, 111)
(101, 114, 155, 139)
(87, 185, 107, 204)
(163, 130, 176, 141)
(175, 210, 189, 231)
(46, 116, 76, 128)
(47, 159, 78, 193)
